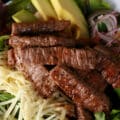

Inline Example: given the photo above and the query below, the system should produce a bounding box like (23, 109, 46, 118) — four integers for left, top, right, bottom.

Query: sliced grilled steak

(9, 47, 97, 70)
(9, 46, 119, 88)
(94, 45, 120, 64)
(7, 51, 56, 97)
(7, 49, 15, 67)
(8, 50, 56, 98)
(11, 20, 70, 35)
(13, 47, 60, 67)
(24, 64, 56, 98)
(94, 45, 120, 88)
(97, 58, 120, 88)
(62, 47, 97, 70)
(9, 35, 75, 48)
(50, 66, 110, 113)
(76, 70, 107, 92)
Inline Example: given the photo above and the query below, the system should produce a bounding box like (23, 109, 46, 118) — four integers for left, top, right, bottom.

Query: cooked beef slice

(9, 35, 75, 48)
(24, 64, 56, 98)
(7, 49, 15, 66)
(94, 45, 120, 88)
(11, 20, 70, 35)
(97, 58, 120, 88)
(112, 78, 120, 88)
(13, 47, 60, 66)
(76, 70, 107, 92)
(9, 46, 119, 88)
(8, 50, 56, 98)
(62, 47, 97, 70)
(94, 45, 120, 64)
(9, 47, 97, 70)
(50, 66, 110, 113)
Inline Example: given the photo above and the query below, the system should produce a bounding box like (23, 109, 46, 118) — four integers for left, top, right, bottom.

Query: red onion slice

(89, 11, 120, 46)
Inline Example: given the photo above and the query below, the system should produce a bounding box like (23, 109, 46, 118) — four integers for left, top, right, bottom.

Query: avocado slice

(12, 9, 37, 23)
(31, 0, 57, 20)
(50, 0, 89, 39)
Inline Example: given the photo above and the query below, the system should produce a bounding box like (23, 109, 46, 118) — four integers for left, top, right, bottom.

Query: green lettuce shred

(94, 109, 120, 120)
(75, 0, 111, 15)
(94, 112, 106, 120)
(0, 91, 14, 102)
(0, 35, 9, 51)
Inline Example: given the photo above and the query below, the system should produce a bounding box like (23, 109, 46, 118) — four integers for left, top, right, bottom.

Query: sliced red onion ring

(89, 10, 120, 46)
(98, 32, 115, 46)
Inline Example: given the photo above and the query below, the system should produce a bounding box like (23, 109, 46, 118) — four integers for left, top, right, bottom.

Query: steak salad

(0, 0, 120, 120)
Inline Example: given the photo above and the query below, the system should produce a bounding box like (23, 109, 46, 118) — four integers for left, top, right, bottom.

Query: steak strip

(50, 66, 110, 113)
(9, 35, 75, 48)
(77, 70, 107, 92)
(8, 46, 119, 89)
(62, 47, 97, 70)
(12, 20, 70, 35)
(7, 49, 15, 66)
(98, 58, 120, 88)
(94, 46, 120, 88)
(9, 47, 97, 70)
(8, 50, 56, 98)
(92, 47, 120, 88)
(24, 64, 56, 98)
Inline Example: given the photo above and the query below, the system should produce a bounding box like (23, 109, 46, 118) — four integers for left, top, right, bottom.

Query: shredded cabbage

(0, 65, 73, 120)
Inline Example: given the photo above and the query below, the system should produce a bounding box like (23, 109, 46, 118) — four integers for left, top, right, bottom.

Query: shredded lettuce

(94, 109, 120, 120)
(110, 109, 120, 120)
(0, 66, 71, 120)
(94, 112, 106, 120)
(0, 91, 14, 102)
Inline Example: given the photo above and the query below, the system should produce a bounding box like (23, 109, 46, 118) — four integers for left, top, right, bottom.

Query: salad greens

(94, 112, 106, 120)
(114, 88, 120, 98)
(75, 0, 111, 15)
(0, 35, 9, 51)
(0, 0, 120, 120)
(12, 9, 37, 23)
(0, 91, 15, 117)
(89, 0, 111, 12)
(95, 110, 120, 120)
(7, 0, 36, 21)
(110, 109, 120, 120)
(0, 91, 14, 102)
